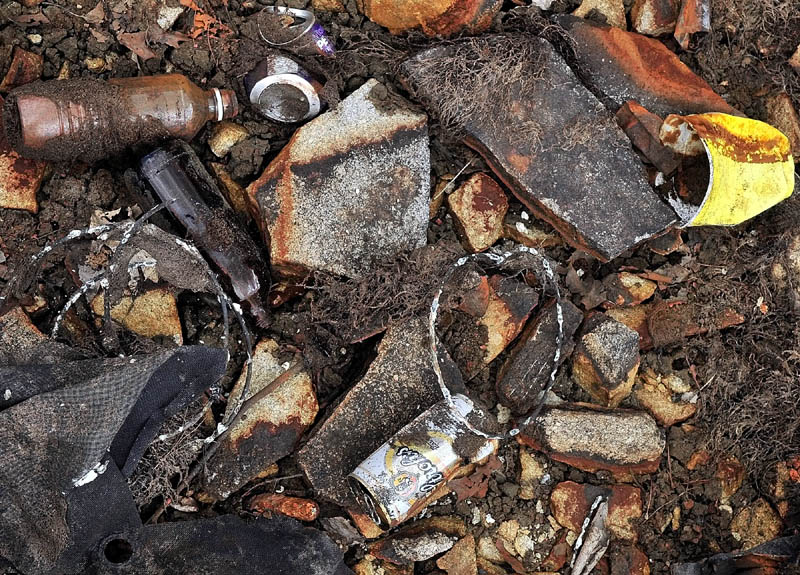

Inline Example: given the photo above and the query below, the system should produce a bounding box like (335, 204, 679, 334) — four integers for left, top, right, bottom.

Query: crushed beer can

(658, 113, 795, 226)
(348, 394, 498, 528)
(257, 7, 335, 57)
(244, 55, 323, 124)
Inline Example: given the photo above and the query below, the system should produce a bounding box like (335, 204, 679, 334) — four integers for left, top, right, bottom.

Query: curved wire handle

(428, 244, 566, 440)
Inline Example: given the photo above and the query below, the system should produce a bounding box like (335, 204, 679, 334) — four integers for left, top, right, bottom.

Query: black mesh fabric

(85, 516, 352, 575)
(0, 347, 226, 574)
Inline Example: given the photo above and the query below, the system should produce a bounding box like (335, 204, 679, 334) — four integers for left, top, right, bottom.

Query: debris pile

(1, 1, 799, 574)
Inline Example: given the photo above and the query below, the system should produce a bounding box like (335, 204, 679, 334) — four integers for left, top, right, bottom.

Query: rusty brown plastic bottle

(2, 74, 238, 163)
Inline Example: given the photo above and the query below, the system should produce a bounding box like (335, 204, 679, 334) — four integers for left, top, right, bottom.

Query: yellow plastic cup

(660, 113, 795, 226)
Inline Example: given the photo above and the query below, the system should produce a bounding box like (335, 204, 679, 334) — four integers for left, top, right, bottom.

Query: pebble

(27, 34, 42, 44)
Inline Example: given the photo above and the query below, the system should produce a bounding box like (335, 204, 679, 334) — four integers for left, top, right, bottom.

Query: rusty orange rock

(0, 46, 43, 92)
(357, 0, 501, 37)
(631, 0, 679, 36)
(555, 15, 738, 118)
(674, 0, 710, 50)
(602, 271, 658, 308)
(248, 493, 320, 522)
(610, 544, 650, 575)
(0, 95, 46, 213)
(766, 92, 800, 161)
(550, 481, 643, 541)
(447, 173, 508, 253)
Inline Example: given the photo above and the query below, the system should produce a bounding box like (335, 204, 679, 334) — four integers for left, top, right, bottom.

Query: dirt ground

(1, 0, 800, 573)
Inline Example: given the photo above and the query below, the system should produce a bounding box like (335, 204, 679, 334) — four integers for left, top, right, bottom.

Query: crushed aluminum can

(244, 55, 323, 123)
(257, 7, 335, 57)
(348, 394, 498, 529)
(659, 113, 795, 226)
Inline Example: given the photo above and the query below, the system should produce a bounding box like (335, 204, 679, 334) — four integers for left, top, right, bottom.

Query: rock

(297, 317, 456, 506)
(766, 92, 800, 161)
(477, 536, 505, 564)
(791, 44, 800, 72)
(715, 456, 745, 504)
(354, 555, 413, 575)
(615, 101, 680, 175)
(0, 307, 80, 365)
(631, 0, 679, 35)
(602, 272, 657, 308)
(633, 369, 697, 427)
(356, 0, 501, 37)
(203, 339, 317, 500)
(550, 481, 643, 541)
(248, 79, 429, 277)
(517, 404, 665, 479)
(84, 57, 106, 72)
(609, 544, 650, 575)
(502, 212, 563, 249)
(0, 46, 43, 92)
(769, 458, 800, 519)
(401, 36, 676, 262)
(572, 314, 640, 408)
(208, 121, 249, 158)
(437, 535, 477, 575)
(573, 0, 626, 29)
(313, 0, 346, 11)
(156, 0, 185, 30)
(447, 173, 508, 253)
(0, 95, 46, 213)
(730, 498, 783, 548)
(369, 517, 466, 565)
(554, 15, 738, 117)
(208, 162, 255, 218)
(90, 288, 183, 344)
(519, 447, 546, 500)
(496, 299, 583, 414)
(674, 0, 711, 49)
(349, 509, 386, 540)
(247, 494, 320, 522)
(541, 530, 571, 571)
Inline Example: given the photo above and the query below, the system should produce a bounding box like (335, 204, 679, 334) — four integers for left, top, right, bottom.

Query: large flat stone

(401, 36, 677, 261)
(517, 403, 665, 480)
(247, 79, 430, 277)
(554, 15, 738, 117)
(297, 317, 460, 506)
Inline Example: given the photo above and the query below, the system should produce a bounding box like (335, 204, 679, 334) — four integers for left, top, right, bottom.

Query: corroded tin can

(244, 55, 322, 124)
(348, 394, 497, 528)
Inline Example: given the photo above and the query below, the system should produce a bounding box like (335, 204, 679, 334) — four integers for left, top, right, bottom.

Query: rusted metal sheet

(616, 101, 680, 174)
(672, 535, 800, 575)
(674, 0, 711, 49)
(496, 299, 583, 415)
(401, 36, 677, 261)
(606, 299, 744, 350)
(555, 15, 738, 118)
(247, 79, 430, 277)
(517, 403, 665, 480)
(357, 0, 501, 37)
(204, 339, 318, 500)
(631, 0, 679, 36)
(0, 46, 43, 92)
(0, 94, 46, 214)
